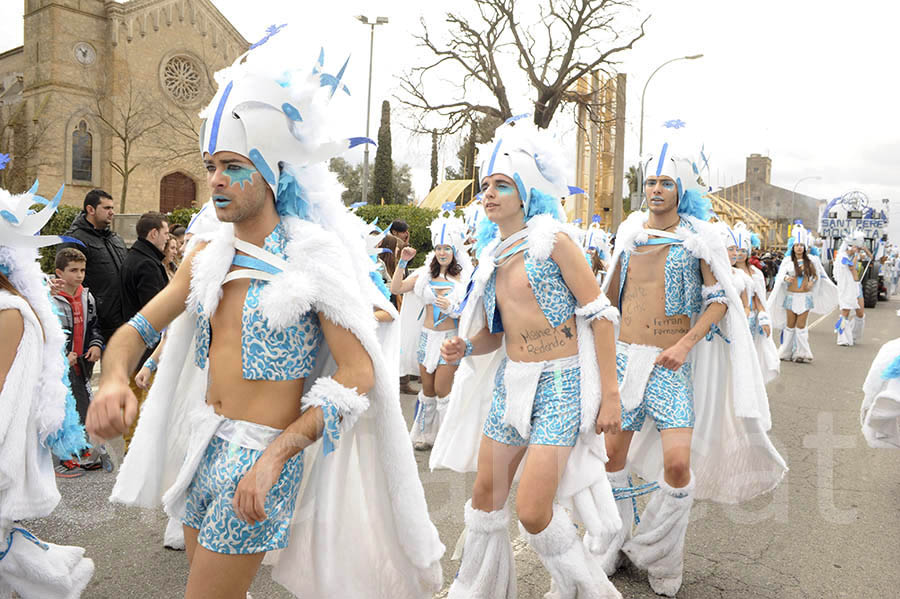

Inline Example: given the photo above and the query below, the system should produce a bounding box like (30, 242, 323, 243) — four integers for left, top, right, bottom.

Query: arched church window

(72, 120, 92, 181)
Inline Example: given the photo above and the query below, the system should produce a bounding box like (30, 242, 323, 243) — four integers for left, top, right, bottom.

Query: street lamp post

(357, 15, 388, 205)
(791, 175, 822, 225)
(638, 54, 703, 199)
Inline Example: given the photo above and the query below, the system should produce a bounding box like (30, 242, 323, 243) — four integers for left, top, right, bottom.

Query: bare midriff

(424, 275, 460, 332)
(206, 277, 304, 430)
(618, 244, 690, 349)
(495, 253, 578, 363)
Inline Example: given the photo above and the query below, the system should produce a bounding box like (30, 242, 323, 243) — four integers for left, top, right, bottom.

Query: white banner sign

(820, 217, 887, 238)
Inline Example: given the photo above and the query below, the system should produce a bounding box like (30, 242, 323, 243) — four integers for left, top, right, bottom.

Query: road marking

(808, 309, 836, 330)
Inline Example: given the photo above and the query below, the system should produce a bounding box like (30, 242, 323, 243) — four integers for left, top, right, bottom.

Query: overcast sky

(2, 0, 898, 231)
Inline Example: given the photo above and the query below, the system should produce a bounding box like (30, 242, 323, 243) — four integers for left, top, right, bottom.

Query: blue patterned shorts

(782, 291, 814, 313)
(616, 348, 694, 431)
(182, 435, 304, 554)
(483, 358, 581, 447)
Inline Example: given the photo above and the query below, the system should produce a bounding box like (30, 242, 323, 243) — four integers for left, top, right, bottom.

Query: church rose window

(72, 120, 92, 181)
(163, 56, 201, 104)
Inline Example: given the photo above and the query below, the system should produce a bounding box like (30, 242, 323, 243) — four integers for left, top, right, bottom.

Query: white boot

(853, 314, 865, 344)
(409, 391, 438, 450)
(778, 328, 795, 360)
(584, 468, 633, 576)
(448, 500, 517, 599)
(520, 504, 622, 599)
(436, 394, 450, 425)
(623, 475, 695, 598)
(836, 316, 854, 346)
(163, 516, 185, 550)
(793, 328, 813, 363)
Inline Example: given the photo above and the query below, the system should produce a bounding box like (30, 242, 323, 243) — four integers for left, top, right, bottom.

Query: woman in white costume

(391, 211, 470, 450)
(833, 231, 870, 346)
(766, 225, 835, 362)
(584, 218, 612, 287)
(0, 179, 94, 598)
(719, 222, 752, 316)
(731, 222, 780, 382)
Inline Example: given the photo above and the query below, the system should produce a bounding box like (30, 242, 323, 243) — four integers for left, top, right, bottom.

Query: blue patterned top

(483, 248, 578, 334)
(194, 224, 322, 380)
(619, 219, 703, 317)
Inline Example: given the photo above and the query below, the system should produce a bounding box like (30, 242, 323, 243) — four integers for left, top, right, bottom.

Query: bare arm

(86, 243, 203, 440)
(233, 314, 375, 524)
(0, 309, 24, 391)
(390, 246, 418, 295)
(552, 233, 621, 434)
(604, 256, 622, 308)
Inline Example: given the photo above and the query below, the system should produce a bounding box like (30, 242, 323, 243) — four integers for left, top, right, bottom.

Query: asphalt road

(23, 301, 900, 598)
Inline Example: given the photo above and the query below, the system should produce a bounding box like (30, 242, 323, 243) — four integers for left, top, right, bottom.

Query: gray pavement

(24, 302, 900, 598)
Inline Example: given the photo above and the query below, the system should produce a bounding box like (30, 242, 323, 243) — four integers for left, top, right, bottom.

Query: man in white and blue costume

(598, 142, 787, 596)
(432, 117, 624, 598)
(833, 230, 870, 346)
(86, 27, 443, 599)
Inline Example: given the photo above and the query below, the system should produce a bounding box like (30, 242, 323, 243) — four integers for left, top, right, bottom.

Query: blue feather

(275, 168, 311, 220)
(881, 354, 900, 379)
(474, 217, 499, 259)
(370, 271, 391, 300)
(677, 188, 712, 221)
(45, 350, 89, 459)
(348, 137, 375, 149)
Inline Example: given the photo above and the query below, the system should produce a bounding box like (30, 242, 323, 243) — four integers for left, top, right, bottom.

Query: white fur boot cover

(622, 476, 695, 597)
(448, 500, 516, 599)
(853, 315, 865, 344)
(519, 504, 622, 599)
(793, 328, 813, 363)
(0, 530, 94, 599)
(436, 395, 450, 424)
(409, 391, 438, 447)
(585, 469, 633, 576)
(837, 317, 854, 346)
(163, 516, 185, 550)
(778, 328, 795, 360)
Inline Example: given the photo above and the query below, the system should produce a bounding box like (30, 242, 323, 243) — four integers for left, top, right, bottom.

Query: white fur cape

(109, 216, 444, 599)
(605, 211, 787, 504)
(430, 214, 622, 539)
(766, 254, 839, 330)
(832, 247, 861, 309)
(747, 266, 780, 383)
(860, 337, 900, 448)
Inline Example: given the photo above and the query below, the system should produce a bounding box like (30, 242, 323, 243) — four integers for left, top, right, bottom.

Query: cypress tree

(430, 129, 439, 191)
(372, 100, 393, 204)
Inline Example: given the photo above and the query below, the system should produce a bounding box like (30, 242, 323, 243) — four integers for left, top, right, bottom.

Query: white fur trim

(302, 376, 369, 433)
(448, 500, 517, 599)
(519, 504, 622, 598)
(576, 294, 619, 325)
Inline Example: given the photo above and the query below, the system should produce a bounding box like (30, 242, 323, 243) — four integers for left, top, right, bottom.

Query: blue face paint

(224, 165, 256, 189)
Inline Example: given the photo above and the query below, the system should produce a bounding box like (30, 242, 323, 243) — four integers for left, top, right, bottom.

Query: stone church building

(0, 0, 248, 214)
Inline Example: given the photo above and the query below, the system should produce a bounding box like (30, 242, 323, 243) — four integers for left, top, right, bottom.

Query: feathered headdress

(642, 141, 711, 221)
(198, 25, 374, 219)
(786, 223, 813, 254)
(583, 216, 611, 260)
(429, 202, 467, 254)
(731, 221, 760, 251)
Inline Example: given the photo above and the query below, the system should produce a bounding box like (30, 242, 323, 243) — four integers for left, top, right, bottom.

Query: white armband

(301, 377, 370, 456)
(575, 295, 619, 325)
(757, 311, 771, 327)
(701, 283, 728, 307)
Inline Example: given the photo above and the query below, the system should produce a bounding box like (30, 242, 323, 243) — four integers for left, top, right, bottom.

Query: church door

(159, 172, 196, 213)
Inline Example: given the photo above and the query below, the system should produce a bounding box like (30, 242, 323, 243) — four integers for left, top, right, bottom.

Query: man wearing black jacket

(120, 211, 170, 326)
(119, 211, 169, 450)
(62, 189, 128, 342)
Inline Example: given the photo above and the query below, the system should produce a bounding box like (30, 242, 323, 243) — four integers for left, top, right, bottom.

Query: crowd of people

(1, 27, 898, 599)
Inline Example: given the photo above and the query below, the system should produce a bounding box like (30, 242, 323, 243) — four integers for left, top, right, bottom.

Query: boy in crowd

(52, 247, 105, 474)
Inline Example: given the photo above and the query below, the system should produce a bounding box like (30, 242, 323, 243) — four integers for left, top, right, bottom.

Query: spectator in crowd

(51, 247, 104, 474)
(62, 189, 127, 342)
(119, 212, 170, 449)
(162, 236, 179, 280)
(169, 224, 186, 257)
(389, 219, 410, 244)
(377, 233, 407, 308)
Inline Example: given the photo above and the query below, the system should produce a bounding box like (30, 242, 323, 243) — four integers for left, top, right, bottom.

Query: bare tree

(399, 0, 647, 134)
(0, 93, 56, 192)
(86, 69, 164, 212)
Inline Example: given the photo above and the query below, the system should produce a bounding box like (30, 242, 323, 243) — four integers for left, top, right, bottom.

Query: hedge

(37, 204, 81, 274)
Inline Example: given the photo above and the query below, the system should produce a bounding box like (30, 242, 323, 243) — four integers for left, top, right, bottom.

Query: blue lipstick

(213, 195, 231, 208)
